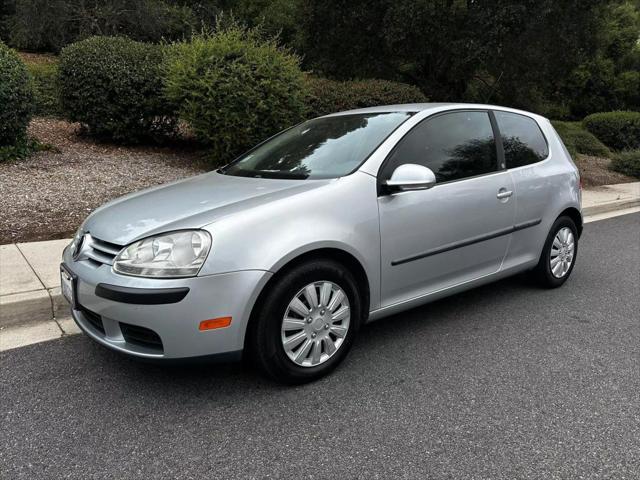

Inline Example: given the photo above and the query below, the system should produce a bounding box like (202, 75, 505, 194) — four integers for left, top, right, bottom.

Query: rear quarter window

(494, 111, 549, 168)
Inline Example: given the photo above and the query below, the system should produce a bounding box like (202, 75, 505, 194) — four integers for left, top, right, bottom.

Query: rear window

(495, 111, 548, 168)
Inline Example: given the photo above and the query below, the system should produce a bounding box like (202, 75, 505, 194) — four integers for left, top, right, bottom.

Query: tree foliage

(301, 0, 639, 117)
(3, 0, 195, 52)
(2, 0, 638, 118)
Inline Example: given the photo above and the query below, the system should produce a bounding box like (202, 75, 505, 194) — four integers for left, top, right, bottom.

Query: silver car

(60, 103, 582, 383)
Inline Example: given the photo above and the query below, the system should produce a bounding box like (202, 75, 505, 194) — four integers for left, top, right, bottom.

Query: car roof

(324, 102, 544, 119)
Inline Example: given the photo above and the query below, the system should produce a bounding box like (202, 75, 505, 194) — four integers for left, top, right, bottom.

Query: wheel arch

(243, 247, 371, 352)
(558, 206, 583, 238)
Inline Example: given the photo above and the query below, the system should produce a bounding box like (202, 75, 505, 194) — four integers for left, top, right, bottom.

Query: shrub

(0, 42, 34, 146)
(0, 136, 48, 162)
(610, 150, 640, 178)
(163, 28, 308, 164)
(551, 121, 611, 158)
(305, 77, 428, 118)
(59, 36, 176, 142)
(25, 60, 62, 117)
(583, 111, 640, 151)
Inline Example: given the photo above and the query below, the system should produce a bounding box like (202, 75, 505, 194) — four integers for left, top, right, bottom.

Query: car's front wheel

(248, 259, 362, 384)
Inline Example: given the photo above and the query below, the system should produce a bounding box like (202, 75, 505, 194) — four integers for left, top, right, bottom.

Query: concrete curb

(0, 287, 66, 327)
(0, 289, 53, 328)
(582, 197, 640, 217)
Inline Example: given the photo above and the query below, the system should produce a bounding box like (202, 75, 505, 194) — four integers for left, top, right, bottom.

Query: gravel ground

(0, 118, 207, 244)
(574, 154, 636, 187)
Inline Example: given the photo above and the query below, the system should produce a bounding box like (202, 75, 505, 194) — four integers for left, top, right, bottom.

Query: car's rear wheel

(532, 215, 578, 288)
(248, 259, 362, 384)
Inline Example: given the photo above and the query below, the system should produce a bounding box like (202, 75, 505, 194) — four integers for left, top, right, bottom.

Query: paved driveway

(1, 213, 639, 479)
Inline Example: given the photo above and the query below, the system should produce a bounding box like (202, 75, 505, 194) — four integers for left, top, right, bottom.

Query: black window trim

(491, 109, 550, 169)
(377, 108, 504, 195)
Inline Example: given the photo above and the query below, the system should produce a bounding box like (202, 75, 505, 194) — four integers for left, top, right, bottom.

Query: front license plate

(60, 264, 76, 308)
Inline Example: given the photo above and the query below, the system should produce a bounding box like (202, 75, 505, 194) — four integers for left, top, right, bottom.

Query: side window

(384, 111, 498, 183)
(494, 111, 548, 168)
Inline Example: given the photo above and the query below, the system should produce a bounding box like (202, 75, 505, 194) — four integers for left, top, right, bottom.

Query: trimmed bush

(610, 150, 640, 178)
(551, 121, 611, 158)
(26, 61, 62, 117)
(583, 111, 640, 151)
(305, 77, 428, 118)
(163, 28, 308, 164)
(59, 36, 176, 142)
(0, 42, 34, 146)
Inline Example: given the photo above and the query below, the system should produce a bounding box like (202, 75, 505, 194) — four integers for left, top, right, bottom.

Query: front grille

(82, 234, 122, 266)
(120, 322, 164, 352)
(79, 305, 105, 334)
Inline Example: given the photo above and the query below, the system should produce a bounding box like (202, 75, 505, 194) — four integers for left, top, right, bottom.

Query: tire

(532, 215, 578, 288)
(248, 259, 362, 384)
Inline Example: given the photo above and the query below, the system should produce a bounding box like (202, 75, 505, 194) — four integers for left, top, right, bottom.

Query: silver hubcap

(550, 227, 575, 278)
(281, 281, 350, 368)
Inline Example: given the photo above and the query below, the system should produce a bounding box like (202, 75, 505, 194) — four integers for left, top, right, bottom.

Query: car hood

(83, 171, 331, 245)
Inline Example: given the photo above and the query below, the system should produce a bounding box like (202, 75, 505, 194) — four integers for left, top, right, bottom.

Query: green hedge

(0, 42, 34, 146)
(551, 121, 611, 158)
(305, 77, 428, 118)
(59, 36, 176, 142)
(26, 61, 62, 117)
(163, 28, 308, 164)
(610, 150, 640, 178)
(583, 111, 640, 151)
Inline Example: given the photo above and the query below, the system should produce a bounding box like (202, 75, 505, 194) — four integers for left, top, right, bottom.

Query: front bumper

(62, 246, 272, 359)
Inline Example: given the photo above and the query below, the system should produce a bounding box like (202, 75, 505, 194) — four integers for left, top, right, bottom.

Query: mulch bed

(574, 154, 636, 188)
(1, 118, 208, 244)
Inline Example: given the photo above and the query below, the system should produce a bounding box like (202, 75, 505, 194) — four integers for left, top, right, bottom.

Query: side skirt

(367, 260, 537, 323)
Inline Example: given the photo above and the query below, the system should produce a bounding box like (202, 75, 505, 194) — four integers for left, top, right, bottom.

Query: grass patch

(552, 121, 611, 159)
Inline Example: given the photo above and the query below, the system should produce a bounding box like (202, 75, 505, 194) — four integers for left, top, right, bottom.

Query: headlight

(113, 230, 212, 278)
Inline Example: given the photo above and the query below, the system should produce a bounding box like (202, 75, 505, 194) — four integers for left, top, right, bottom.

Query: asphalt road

(1, 213, 639, 479)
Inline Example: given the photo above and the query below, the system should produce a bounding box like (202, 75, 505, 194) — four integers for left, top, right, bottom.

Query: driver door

(377, 110, 516, 308)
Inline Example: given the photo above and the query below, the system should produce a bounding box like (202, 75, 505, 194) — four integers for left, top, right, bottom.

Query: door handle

(496, 189, 513, 199)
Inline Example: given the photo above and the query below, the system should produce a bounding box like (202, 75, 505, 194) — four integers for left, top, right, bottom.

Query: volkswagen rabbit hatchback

(61, 103, 582, 383)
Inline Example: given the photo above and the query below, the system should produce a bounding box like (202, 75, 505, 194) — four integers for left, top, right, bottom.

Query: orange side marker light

(199, 317, 232, 331)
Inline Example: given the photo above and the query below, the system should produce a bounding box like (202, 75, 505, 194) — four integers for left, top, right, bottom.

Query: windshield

(220, 112, 413, 179)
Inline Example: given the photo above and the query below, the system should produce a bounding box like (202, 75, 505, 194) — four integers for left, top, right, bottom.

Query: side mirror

(385, 164, 436, 192)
